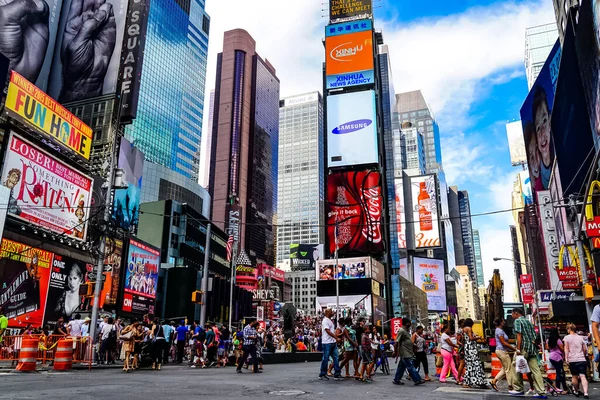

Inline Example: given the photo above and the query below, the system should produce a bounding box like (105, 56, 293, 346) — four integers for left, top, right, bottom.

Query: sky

(201, 0, 557, 299)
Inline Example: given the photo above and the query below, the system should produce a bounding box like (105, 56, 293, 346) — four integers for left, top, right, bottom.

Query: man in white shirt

(68, 314, 83, 337)
(319, 308, 342, 380)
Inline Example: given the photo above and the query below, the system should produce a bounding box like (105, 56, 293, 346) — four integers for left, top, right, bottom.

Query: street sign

(87, 272, 107, 282)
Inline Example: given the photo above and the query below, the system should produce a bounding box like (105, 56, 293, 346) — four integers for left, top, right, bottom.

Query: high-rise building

(200, 90, 215, 189)
(458, 190, 477, 282)
(400, 123, 426, 175)
(396, 90, 442, 174)
(276, 92, 325, 267)
(209, 29, 280, 266)
(472, 229, 485, 287)
(524, 23, 559, 89)
(551, 0, 579, 42)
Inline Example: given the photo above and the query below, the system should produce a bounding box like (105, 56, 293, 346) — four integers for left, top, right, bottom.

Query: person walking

(358, 324, 375, 382)
(319, 309, 342, 380)
(150, 318, 165, 370)
(564, 324, 589, 399)
(439, 323, 460, 383)
(509, 308, 546, 398)
(544, 328, 567, 395)
(393, 318, 425, 386)
(461, 318, 488, 389)
(490, 317, 516, 392)
(175, 320, 188, 364)
(120, 320, 137, 372)
(339, 316, 358, 378)
(99, 317, 116, 365)
(161, 320, 173, 364)
(236, 321, 260, 374)
(412, 325, 431, 381)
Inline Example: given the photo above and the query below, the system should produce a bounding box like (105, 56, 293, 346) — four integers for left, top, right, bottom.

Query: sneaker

(392, 380, 405, 385)
(531, 396, 547, 399)
(236, 370, 242, 373)
(319, 375, 329, 381)
(414, 380, 425, 386)
(509, 390, 525, 396)
(333, 375, 343, 381)
(527, 390, 535, 396)
(190, 365, 197, 368)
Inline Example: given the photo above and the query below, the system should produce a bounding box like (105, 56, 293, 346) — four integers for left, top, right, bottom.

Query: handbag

(515, 355, 530, 374)
(435, 354, 444, 368)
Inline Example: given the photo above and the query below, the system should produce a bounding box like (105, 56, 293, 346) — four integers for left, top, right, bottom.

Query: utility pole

(228, 241, 238, 330)
(200, 223, 211, 327)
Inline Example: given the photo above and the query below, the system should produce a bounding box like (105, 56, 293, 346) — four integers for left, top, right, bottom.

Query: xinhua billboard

(325, 28, 374, 90)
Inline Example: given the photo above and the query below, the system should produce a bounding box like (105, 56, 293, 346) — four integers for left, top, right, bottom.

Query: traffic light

(583, 283, 594, 302)
(79, 282, 94, 298)
(191, 290, 204, 304)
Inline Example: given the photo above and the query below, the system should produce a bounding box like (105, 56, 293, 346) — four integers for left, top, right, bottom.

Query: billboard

(0, 239, 53, 327)
(327, 91, 378, 167)
(520, 40, 560, 194)
(326, 19, 372, 37)
(327, 170, 384, 255)
(538, 191, 560, 289)
(122, 238, 159, 314)
(1, 133, 93, 241)
(399, 257, 409, 281)
(47, 0, 129, 103)
(316, 257, 371, 281)
(518, 171, 533, 205)
(413, 257, 446, 311)
(325, 30, 374, 89)
(520, 274, 534, 304)
(394, 178, 406, 249)
(225, 204, 242, 246)
(105, 238, 124, 306)
(506, 121, 527, 165)
(289, 244, 324, 271)
(316, 294, 372, 319)
(329, 0, 372, 23)
(391, 274, 401, 317)
(410, 175, 441, 249)
(0, 0, 62, 89)
(113, 137, 144, 230)
(4, 72, 93, 160)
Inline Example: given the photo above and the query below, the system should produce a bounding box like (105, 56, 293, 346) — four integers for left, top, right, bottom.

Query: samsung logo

(332, 119, 372, 134)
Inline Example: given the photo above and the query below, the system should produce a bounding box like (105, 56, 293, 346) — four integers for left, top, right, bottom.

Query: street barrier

(15, 338, 38, 372)
(491, 353, 502, 378)
(53, 339, 73, 371)
(1, 335, 93, 370)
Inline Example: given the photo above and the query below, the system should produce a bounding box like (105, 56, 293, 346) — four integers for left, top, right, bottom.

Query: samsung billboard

(327, 90, 378, 168)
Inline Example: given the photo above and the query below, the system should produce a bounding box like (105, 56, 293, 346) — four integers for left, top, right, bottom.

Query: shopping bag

(435, 355, 443, 368)
(515, 355, 530, 374)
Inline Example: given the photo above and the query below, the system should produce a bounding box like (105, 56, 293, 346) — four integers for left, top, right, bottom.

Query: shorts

(360, 349, 373, 364)
(218, 348, 225, 356)
(569, 361, 588, 376)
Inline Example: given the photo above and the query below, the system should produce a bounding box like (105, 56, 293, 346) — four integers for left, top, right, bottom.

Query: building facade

(276, 92, 325, 266)
(200, 90, 215, 189)
(472, 229, 485, 287)
(524, 22, 559, 89)
(400, 123, 426, 175)
(287, 270, 317, 315)
(209, 29, 280, 266)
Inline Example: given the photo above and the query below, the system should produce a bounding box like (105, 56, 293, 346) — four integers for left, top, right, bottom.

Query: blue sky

(202, 0, 556, 297)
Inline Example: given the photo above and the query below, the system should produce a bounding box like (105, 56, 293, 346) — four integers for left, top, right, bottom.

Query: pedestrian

(161, 320, 173, 364)
(236, 321, 260, 373)
(120, 320, 138, 372)
(99, 317, 116, 365)
(205, 323, 217, 367)
(564, 324, 589, 399)
(318, 309, 342, 380)
(175, 320, 188, 364)
(220, 324, 231, 366)
(461, 318, 487, 389)
(339, 316, 358, 378)
(490, 317, 516, 392)
(0, 306, 7, 345)
(358, 324, 375, 382)
(544, 327, 567, 395)
(509, 308, 546, 398)
(439, 323, 460, 383)
(412, 325, 431, 381)
(456, 319, 466, 380)
(150, 317, 165, 370)
(328, 318, 345, 376)
(393, 318, 425, 386)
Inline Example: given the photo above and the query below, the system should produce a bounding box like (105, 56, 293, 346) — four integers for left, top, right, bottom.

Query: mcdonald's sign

(585, 181, 600, 237)
(557, 244, 596, 289)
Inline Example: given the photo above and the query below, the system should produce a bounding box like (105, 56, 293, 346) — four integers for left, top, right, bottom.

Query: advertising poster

(44, 254, 93, 326)
(122, 238, 159, 314)
(316, 257, 370, 281)
(394, 178, 406, 249)
(290, 244, 323, 271)
(113, 137, 145, 230)
(329, 0, 372, 23)
(327, 91, 378, 167)
(520, 40, 560, 194)
(413, 257, 446, 311)
(1, 133, 93, 241)
(4, 72, 93, 159)
(327, 170, 384, 255)
(520, 274, 535, 304)
(506, 121, 527, 166)
(0, 0, 62, 90)
(47, 0, 129, 103)
(410, 175, 441, 249)
(316, 294, 372, 319)
(325, 24, 374, 89)
(399, 257, 410, 281)
(391, 275, 401, 317)
(518, 171, 533, 205)
(0, 239, 53, 327)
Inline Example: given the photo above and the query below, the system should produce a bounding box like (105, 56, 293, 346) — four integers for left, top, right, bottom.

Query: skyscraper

(209, 29, 280, 266)
(524, 22, 559, 89)
(396, 90, 442, 174)
(472, 229, 485, 287)
(400, 123, 426, 175)
(276, 92, 325, 267)
(200, 90, 215, 189)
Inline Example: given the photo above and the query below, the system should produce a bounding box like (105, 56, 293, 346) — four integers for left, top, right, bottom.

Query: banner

(327, 170, 384, 255)
(4, 72, 93, 159)
(506, 121, 527, 166)
(537, 191, 560, 289)
(0, 239, 53, 327)
(410, 175, 441, 249)
(413, 257, 446, 311)
(390, 317, 402, 340)
(316, 257, 370, 281)
(325, 27, 374, 89)
(106, 238, 124, 305)
(520, 274, 535, 304)
(399, 257, 409, 281)
(394, 178, 406, 249)
(1, 133, 93, 241)
(122, 238, 160, 314)
(326, 19, 372, 37)
(289, 244, 323, 271)
(329, 0, 372, 23)
(113, 137, 145, 230)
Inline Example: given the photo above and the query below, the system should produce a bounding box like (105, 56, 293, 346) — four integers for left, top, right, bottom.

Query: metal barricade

(0, 334, 93, 368)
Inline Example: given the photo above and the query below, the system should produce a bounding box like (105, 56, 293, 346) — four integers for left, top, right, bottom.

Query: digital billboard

(327, 90, 378, 168)
(316, 257, 371, 281)
(122, 238, 160, 315)
(399, 257, 409, 281)
(290, 244, 323, 271)
(113, 137, 144, 230)
(329, 0, 372, 23)
(394, 178, 406, 249)
(413, 257, 446, 311)
(410, 175, 441, 249)
(47, 0, 129, 103)
(325, 29, 374, 89)
(327, 170, 384, 255)
(1, 133, 93, 241)
(316, 294, 372, 319)
(520, 40, 560, 194)
(506, 121, 527, 166)
(4, 72, 93, 160)
(326, 19, 372, 37)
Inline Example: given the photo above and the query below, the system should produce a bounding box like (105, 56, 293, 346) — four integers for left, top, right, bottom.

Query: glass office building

(276, 92, 324, 267)
(472, 229, 485, 287)
(524, 23, 558, 89)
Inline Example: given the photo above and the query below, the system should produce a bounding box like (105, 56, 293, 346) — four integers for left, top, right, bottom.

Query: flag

(226, 235, 234, 262)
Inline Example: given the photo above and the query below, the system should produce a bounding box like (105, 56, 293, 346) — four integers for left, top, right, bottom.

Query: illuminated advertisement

(329, 0, 372, 23)
(327, 90, 378, 168)
(520, 40, 560, 194)
(316, 257, 371, 281)
(4, 72, 93, 159)
(1, 133, 93, 241)
(122, 238, 160, 314)
(506, 121, 527, 165)
(399, 257, 410, 281)
(519, 171, 533, 205)
(413, 257, 446, 311)
(410, 175, 441, 249)
(316, 294, 372, 319)
(0, 239, 53, 327)
(289, 244, 323, 271)
(537, 191, 560, 289)
(394, 178, 406, 249)
(113, 137, 145, 230)
(326, 19, 372, 37)
(325, 30, 374, 89)
(327, 170, 384, 255)
(105, 238, 124, 306)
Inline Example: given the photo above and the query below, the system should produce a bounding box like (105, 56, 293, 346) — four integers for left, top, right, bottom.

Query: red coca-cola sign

(327, 170, 385, 255)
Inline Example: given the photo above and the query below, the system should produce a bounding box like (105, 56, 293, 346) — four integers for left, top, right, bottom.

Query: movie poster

(122, 238, 159, 315)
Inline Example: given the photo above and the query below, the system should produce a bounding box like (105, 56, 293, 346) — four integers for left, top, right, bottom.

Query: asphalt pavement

(4, 361, 596, 400)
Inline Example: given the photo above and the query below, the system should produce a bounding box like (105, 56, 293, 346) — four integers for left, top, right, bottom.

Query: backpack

(108, 326, 117, 341)
(197, 327, 206, 342)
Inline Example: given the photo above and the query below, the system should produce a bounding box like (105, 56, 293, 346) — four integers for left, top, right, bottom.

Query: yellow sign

(4, 71, 93, 160)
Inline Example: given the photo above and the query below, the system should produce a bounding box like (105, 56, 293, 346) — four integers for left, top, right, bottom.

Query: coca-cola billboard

(327, 170, 384, 255)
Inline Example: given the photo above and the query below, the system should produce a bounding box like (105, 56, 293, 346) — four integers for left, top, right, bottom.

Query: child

(359, 324, 374, 382)
(191, 339, 205, 368)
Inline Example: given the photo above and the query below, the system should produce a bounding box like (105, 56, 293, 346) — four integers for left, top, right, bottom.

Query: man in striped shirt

(237, 321, 261, 373)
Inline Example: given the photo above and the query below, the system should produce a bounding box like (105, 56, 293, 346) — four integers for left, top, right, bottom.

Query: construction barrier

(491, 353, 502, 378)
(15, 338, 38, 372)
(544, 351, 556, 381)
(53, 339, 73, 371)
(1, 335, 93, 370)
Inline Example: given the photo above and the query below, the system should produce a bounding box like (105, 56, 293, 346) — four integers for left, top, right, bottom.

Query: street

(2, 362, 593, 400)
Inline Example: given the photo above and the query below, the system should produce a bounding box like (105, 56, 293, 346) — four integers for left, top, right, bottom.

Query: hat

(84, 317, 91, 322)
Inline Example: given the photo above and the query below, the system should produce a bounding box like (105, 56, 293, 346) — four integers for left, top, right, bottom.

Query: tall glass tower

(472, 229, 485, 287)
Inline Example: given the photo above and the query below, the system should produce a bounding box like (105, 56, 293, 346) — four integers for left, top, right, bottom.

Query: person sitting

(296, 341, 308, 352)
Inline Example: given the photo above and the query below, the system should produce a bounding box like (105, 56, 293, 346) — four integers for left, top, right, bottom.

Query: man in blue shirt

(175, 320, 188, 364)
